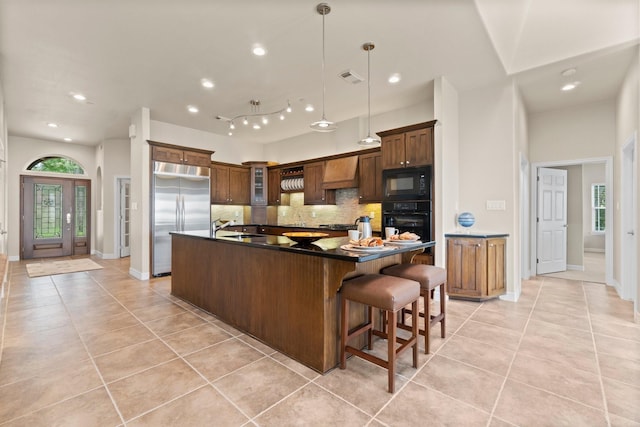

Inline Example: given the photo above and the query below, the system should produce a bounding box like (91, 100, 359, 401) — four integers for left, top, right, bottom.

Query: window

(27, 156, 84, 174)
(592, 184, 606, 233)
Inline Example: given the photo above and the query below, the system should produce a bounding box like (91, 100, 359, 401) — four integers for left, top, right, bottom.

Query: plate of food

(385, 232, 422, 245)
(341, 236, 393, 252)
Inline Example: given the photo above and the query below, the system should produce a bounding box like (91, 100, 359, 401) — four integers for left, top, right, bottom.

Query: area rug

(26, 258, 103, 278)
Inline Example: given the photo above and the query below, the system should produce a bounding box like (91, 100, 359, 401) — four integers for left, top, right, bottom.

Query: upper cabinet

(358, 151, 382, 203)
(149, 141, 212, 167)
(211, 162, 250, 205)
(243, 161, 270, 206)
(378, 121, 436, 169)
(304, 162, 335, 205)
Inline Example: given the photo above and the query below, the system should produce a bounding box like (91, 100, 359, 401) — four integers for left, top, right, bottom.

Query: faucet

(211, 218, 234, 236)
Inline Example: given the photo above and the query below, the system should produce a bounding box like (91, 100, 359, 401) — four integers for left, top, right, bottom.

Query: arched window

(27, 156, 85, 174)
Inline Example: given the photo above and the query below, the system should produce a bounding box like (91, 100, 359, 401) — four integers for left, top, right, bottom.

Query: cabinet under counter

(170, 231, 434, 373)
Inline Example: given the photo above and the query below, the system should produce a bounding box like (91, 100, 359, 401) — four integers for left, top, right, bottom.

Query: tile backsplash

(211, 188, 382, 231)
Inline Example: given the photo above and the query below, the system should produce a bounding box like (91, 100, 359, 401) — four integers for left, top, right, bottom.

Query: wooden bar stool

(340, 274, 420, 393)
(381, 264, 446, 354)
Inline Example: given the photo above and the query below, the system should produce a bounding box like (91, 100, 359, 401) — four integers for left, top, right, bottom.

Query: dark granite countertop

(171, 230, 434, 262)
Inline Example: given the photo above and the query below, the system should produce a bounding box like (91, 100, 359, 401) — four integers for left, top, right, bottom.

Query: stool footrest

(344, 345, 390, 370)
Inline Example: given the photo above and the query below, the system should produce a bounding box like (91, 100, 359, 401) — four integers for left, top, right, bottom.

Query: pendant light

(358, 42, 381, 146)
(310, 3, 337, 132)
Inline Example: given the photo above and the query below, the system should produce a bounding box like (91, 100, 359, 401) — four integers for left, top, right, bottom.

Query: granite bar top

(171, 230, 434, 263)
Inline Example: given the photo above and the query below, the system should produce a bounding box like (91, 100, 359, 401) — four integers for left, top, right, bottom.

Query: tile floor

(1, 256, 639, 426)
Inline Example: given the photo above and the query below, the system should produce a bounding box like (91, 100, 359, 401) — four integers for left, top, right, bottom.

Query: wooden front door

(21, 176, 91, 259)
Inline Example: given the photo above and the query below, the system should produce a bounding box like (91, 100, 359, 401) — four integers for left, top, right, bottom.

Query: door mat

(26, 258, 103, 278)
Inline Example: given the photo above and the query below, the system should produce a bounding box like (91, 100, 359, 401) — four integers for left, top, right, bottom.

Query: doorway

(531, 157, 612, 284)
(20, 176, 91, 259)
(117, 178, 131, 257)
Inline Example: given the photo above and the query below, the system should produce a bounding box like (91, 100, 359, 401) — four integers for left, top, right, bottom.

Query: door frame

(530, 157, 613, 284)
(115, 176, 131, 258)
(20, 174, 91, 259)
(621, 133, 637, 308)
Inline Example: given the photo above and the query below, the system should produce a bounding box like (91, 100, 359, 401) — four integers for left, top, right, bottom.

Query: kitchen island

(170, 230, 435, 373)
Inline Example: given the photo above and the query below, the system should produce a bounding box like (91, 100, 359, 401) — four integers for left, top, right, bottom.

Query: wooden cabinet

(378, 121, 436, 170)
(245, 162, 268, 206)
(304, 162, 335, 205)
(445, 234, 507, 300)
(211, 162, 250, 205)
(150, 143, 211, 167)
(358, 151, 383, 203)
(268, 168, 285, 205)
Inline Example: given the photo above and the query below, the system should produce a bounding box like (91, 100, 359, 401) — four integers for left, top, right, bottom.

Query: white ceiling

(0, 0, 638, 146)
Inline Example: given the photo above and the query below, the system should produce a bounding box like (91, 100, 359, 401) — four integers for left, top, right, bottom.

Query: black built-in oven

(382, 166, 431, 201)
(382, 200, 431, 242)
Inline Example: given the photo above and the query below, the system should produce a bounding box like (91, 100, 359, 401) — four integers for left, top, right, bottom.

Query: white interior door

(119, 178, 131, 257)
(537, 167, 568, 274)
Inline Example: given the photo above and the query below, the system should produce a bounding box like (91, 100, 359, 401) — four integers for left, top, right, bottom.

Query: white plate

(281, 180, 286, 190)
(384, 239, 422, 245)
(284, 179, 291, 190)
(340, 244, 395, 252)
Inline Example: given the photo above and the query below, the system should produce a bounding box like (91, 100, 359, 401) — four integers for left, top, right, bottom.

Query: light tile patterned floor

(1, 256, 639, 426)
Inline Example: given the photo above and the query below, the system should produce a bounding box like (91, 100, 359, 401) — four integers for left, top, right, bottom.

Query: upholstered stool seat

(381, 264, 446, 354)
(340, 274, 420, 393)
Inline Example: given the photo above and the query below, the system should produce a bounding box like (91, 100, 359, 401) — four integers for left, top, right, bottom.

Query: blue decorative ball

(458, 212, 475, 228)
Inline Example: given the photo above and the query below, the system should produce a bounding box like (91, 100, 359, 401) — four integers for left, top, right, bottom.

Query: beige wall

(458, 80, 518, 297)
(614, 47, 639, 315)
(151, 120, 261, 164)
(0, 82, 7, 256)
(6, 136, 97, 260)
(100, 139, 131, 258)
(263, 102, 434, 165)
(434, 77, 460, 268)
(529, 101, 616, 164)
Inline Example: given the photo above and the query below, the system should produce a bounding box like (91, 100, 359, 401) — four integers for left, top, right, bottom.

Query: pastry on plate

(389, 232, 420, 241)
(349, 236, 384, 247)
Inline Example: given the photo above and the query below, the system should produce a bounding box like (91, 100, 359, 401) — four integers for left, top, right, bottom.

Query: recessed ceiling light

(47, 122, 58, 128)
(72, 93, 87, 101)
(305, 104, 314, 112)
(252, 45, 267, 56)
(252, 123, 261, 130)
(561, 81, 580, 91)
(561, 68, 577, 77)
(201, 79, 214, 89)
(63, 137, 73, 142)
(187, 105, 199, 113)
(388, 73, 401, 84)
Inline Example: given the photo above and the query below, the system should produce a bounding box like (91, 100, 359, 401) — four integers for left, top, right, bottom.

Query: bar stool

(381, 264, 446, 354)
(340, 274, 420, 393)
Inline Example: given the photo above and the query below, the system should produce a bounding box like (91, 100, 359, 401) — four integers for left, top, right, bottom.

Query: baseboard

(567, 264, 585, 271)
(129, 267, 149, 281)
(94, 251, 119, 260)
(8, 256, 19, 262)
(500, 292, 520, 302)
(584, 248, 605, 253)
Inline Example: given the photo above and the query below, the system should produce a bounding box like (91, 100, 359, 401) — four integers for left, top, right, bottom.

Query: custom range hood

(322, 155, 359, 189)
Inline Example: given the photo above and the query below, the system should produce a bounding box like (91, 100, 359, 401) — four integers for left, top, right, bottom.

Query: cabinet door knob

(400, 161, 404, 165)
(477, 243, 481, 247)
(406, 160, 410, 165)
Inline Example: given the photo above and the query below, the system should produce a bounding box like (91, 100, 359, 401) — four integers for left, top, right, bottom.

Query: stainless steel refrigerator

(152, 161, 210, 276)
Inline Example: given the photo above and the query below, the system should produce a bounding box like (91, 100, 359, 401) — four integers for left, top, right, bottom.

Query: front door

(536, 167, 568, 275)
(21, 176, 91, 259)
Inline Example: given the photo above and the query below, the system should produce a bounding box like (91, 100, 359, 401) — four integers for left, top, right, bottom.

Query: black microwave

(382, 166, 431, 201)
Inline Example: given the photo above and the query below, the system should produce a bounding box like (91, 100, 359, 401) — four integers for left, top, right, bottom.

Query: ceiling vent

(338, 69, 364, 84)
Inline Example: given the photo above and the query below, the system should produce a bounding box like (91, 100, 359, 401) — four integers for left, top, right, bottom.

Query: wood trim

(147, 139, 214, 156)
(268, 147, 380, 171)
(376, 120, 437, 138)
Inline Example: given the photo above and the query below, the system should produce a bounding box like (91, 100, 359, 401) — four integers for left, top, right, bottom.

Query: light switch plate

(486, 200, 506, 210)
